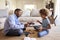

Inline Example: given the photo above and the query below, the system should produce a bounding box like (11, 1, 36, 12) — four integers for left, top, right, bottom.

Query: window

(21, 4, 37, 17)
(24, 4, 36, 10)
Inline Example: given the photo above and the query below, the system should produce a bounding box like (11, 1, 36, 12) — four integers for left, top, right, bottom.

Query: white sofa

(0, 17, 42, 30)
(0, 18, 6, 30)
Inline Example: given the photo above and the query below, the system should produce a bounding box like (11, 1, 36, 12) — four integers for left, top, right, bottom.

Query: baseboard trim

(0, 29, 3, 31)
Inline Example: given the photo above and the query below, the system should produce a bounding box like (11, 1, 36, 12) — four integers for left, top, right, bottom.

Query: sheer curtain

(54, 0, 60, 25)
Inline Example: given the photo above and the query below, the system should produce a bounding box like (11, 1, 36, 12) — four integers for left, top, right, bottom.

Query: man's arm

(8, 16, 24, 29)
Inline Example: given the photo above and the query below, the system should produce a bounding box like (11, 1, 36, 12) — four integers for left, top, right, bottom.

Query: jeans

(6, 28, 26, 36)
(38, 30, 49, 37)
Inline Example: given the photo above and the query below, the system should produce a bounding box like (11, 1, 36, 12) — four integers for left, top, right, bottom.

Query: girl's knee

(38, 30, 49, 37)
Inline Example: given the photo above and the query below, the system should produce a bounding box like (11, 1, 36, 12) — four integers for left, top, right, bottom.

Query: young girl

(37, 9, 51, 37)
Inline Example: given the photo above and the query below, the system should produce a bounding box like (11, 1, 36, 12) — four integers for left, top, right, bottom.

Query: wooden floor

(0, 25, 60, 40)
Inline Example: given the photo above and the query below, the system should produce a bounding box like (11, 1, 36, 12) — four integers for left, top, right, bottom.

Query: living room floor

(0, 25, 60, 40)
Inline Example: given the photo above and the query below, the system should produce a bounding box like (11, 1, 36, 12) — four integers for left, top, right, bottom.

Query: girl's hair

(39, 9, 48, 16)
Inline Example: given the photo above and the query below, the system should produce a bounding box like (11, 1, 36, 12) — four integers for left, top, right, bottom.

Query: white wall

(16, 0, 45, 10)
(16, 0, 55, 10)
(0, 0, 5, 9)
(0, 0, 16, 10)
(0, 0, 55, 10)
(8, 0, 16, 10)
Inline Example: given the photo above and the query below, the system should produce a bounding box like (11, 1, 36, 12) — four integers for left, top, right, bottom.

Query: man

(4, 8, 28, 36)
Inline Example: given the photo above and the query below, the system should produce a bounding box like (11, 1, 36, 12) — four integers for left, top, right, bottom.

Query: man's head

(14, 8, 23, 17)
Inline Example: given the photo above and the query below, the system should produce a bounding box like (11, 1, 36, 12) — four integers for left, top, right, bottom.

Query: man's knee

(6, 29, 21, 36)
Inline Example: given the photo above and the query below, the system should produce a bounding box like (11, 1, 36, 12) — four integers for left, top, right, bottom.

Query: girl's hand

(37, 20, 40, 23)
(38, 26, 43, 32)
(37, 20, 42, 24)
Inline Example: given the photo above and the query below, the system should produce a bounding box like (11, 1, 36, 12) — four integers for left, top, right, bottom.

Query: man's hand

(24, 23, 30, 27)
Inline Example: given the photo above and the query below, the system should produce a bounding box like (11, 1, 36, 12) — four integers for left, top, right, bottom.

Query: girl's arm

(37, 20, 42, 24)
(42, 24, 51, 30)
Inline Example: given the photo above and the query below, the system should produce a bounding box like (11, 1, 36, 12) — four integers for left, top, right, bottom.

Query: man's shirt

(4, 14, 24, 35)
